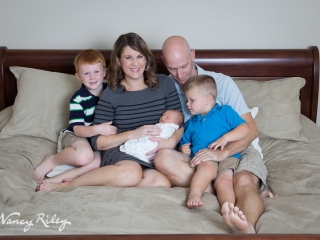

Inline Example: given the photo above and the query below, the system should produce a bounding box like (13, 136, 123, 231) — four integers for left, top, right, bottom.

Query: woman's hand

(146, 127, 184, 160)
(130, 125, 161, 140)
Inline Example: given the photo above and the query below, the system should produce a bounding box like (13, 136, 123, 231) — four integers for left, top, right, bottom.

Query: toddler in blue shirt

(179, 74, 249, 210)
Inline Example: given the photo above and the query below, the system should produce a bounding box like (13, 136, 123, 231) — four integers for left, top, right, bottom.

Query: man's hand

(189, 148, 229, 167)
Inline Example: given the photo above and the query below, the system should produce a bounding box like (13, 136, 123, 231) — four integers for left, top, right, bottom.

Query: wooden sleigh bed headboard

(0, 46, 319, 122)
(0, 47, 319, 240)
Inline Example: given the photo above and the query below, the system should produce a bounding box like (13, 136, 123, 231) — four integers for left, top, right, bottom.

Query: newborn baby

(120, 109, 183, 163)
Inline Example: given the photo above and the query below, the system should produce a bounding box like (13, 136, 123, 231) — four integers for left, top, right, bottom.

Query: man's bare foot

(260, 190, 277, 198)
(36, 182, 66, 192)
(34, 155, 57, 180)
(187, 192, 203, 209)
(221, 202, 256, 234)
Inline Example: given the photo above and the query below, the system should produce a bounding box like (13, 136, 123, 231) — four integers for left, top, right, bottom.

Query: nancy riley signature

(1, 212, 71, 232)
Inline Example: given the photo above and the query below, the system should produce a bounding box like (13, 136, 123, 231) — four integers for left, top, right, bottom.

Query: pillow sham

(235, 77, 308, 142)
(0, 67, 81, 143)
(0, 106, 13, 131)
(250, 107, 263, 158)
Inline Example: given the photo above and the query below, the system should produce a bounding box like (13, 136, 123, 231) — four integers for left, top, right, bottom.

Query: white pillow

(250, 107, 263, 159)
(46, 164, 76, 177)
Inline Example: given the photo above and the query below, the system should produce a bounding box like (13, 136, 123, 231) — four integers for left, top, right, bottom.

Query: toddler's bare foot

(36, 182, 66, 192)
(260, 190, 277, 198)
(221, 202, 255, 234)
(187, 192, 203, 209)
(34, 155, 56, 180)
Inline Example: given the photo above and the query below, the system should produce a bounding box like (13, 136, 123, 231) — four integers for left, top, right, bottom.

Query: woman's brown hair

(106, 32, 159, 90)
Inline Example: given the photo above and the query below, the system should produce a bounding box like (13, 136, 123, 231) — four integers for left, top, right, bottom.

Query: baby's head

(183, 74, 217, 115)
(159, 110, 184, 127)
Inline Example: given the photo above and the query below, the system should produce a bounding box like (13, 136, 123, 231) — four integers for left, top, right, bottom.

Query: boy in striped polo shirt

(35, 49, 117, 184)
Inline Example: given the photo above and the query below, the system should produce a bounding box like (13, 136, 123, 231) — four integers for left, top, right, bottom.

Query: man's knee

(154, 148, 174, 170)
(234, 170, 259, 191)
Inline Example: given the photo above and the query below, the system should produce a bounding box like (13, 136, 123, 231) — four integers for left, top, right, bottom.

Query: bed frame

(0, 46, 319, 240)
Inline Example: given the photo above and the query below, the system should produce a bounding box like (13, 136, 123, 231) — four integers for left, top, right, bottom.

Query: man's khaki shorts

(236, 144, 268, 191)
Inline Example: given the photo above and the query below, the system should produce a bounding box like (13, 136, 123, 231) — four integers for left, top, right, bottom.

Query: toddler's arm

(178, 143, 191, 156)
(209, 123, 249, 150)
(73, 121, 117, 138)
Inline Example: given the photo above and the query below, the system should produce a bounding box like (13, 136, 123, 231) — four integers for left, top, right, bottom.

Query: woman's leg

(137, 168, 171, 187)
(37, 160, 143, 191)
(187, 161, 217, 208)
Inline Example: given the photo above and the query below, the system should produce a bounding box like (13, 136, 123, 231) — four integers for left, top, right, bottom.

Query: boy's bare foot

(36, 182, 65, 192)
(187, 192, 204, 209)
(34, 155, 57, 180)
(221, 202, 256, 234)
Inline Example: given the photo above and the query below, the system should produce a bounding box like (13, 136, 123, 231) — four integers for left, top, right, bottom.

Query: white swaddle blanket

(120, 123, 179, 162)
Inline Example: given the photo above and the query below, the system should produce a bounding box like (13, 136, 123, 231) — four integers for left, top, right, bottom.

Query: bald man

(152, 36, 273, 234)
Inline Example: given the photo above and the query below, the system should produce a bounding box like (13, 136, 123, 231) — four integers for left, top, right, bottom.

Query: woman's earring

(145, 65, 149, 71)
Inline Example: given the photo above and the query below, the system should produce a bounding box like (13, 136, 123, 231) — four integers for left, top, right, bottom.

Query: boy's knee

(74, 149, 94, 166)
(214, 173, 233, 189)
(91, 157, 101, 168)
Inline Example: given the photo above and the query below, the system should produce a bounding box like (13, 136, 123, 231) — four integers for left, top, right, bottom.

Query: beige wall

(1, 0, 320, 125)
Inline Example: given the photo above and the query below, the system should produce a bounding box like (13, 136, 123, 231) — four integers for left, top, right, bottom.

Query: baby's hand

(179, 143, 191, 156)
(98, 121, 117, 136)
(208, 136, 228, 150)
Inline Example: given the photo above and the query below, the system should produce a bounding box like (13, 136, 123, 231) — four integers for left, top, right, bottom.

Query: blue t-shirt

(180, 104, 246, 159)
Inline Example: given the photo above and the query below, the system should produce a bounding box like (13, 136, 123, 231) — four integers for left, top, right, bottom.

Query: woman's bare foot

(42, 177, 74, 184)
(187, 192, 204, 209)
(221, 202, 256, 234)
(62, 178, 74, 183)
(36, 182, 66, 192)
(260, 190, 277, 198)
(34, 155, 57, 180)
